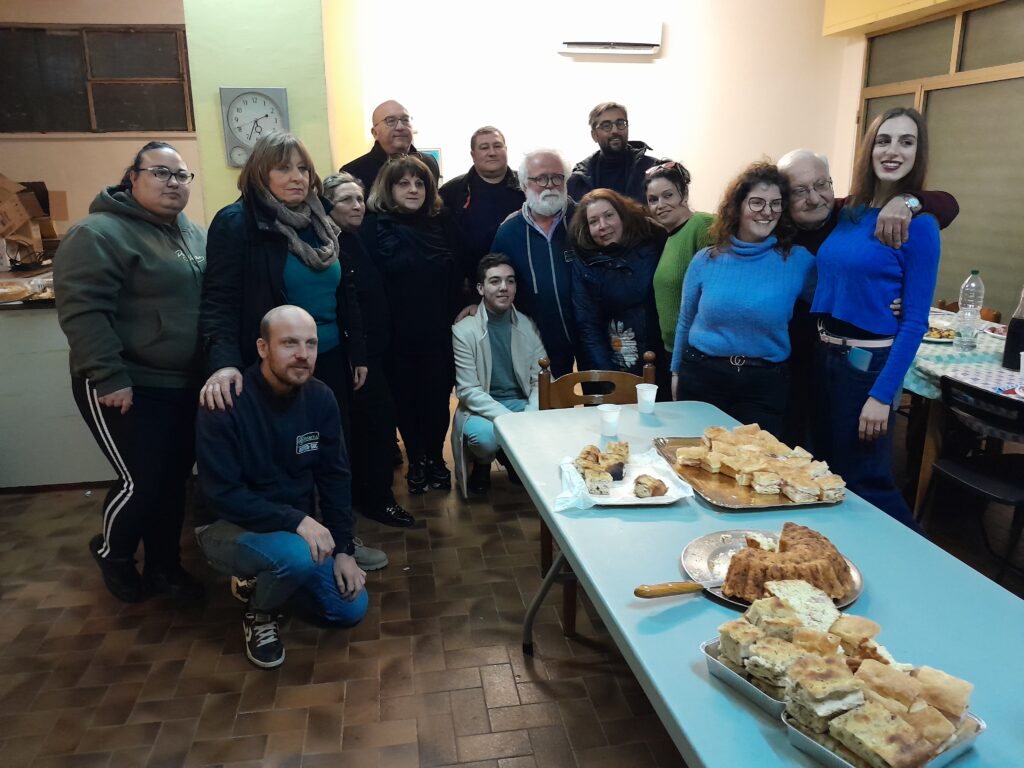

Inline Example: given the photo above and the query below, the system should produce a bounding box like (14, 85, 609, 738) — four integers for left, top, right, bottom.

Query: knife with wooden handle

(634, 578, 724, 598)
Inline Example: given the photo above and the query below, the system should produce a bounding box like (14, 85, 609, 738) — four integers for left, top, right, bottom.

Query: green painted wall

(182, 0, 331, 222)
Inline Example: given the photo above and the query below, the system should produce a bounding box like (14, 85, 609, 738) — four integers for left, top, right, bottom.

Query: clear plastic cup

(597, 404, 621, 436)
(636, 383, 657, 414)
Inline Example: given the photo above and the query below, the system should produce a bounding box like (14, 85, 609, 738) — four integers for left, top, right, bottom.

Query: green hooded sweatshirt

(54, 185, 207, 395)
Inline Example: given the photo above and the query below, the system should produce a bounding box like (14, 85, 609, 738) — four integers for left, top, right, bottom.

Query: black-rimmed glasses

(594, 119, 628, 132)
(375, 115, 412, 129)
(527, 173, 565, 188)
(140, 167, 195, 185)
(790, 178, 832, 200)
(747, 197, 783, 214)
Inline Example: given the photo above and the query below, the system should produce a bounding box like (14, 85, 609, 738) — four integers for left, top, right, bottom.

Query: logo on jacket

(296, 432, 320, 454)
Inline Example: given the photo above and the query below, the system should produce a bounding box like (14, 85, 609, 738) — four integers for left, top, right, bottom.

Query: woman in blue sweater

(671, 162, 815, 436)
(812, 108, 939, 528)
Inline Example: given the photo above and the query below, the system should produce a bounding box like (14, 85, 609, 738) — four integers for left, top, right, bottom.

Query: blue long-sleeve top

(671, 236, 815, 370)
(196, 363, 355, 556)
(811, 207, 940, 404)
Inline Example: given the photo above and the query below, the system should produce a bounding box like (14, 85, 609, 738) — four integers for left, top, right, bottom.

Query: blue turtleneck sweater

(671, 236, 815, 369)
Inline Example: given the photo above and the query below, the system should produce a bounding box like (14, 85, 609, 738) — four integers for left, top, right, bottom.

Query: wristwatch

(901, 194, 922, 214)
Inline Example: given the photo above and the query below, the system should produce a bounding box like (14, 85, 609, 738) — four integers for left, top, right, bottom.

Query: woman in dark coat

(568, 188, 668, 391)
(361, 156, 466, 494)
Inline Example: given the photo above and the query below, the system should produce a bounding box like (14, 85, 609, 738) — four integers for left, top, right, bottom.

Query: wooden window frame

(1, 24, 194, 133)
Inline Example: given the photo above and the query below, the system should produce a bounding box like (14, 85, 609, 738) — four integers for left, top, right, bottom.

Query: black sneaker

(468, 462, 491, 495)
(363, 502, 415, 528)
(143, 564, 206, 601)
(406, 460, 428, 495)
(496, 450, 523, 486)
(243, 611, 285, 669)
(426, 458, 452, 491)
(89, 534, 145, 603)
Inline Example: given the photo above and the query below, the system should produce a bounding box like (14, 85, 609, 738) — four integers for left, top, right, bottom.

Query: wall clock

(219, 87, 290, 167)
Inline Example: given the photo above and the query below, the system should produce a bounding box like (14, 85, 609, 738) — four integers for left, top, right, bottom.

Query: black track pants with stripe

(71, 378, 198, 570)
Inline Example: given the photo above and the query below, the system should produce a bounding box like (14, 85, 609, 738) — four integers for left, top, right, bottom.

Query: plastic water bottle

(954, 270, 984, 352)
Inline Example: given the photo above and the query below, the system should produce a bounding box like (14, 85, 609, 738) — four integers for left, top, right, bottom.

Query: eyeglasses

(747, 197, 783, 214)
(527, 173, 565, 188)
(375, 115, 412, 129)
(645, 161, 679, 176)
(594, 119, 628, 133)
(140, 167, 195, 185)
(790, 178, 833, 200)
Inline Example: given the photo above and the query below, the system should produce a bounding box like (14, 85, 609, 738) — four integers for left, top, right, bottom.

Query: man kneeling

(452, 254, 547, 495)
(196, 306, 367, 669)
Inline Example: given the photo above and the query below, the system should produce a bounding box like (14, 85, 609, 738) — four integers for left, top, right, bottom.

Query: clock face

(228, 92, 284, 148)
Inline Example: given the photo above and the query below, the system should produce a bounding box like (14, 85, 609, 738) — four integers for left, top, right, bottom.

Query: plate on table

(923, 327, 956, 343)
(982, 325, 1007, 339)
(680, 529, 862, 610)
(654, 437, 840, 510)
(568, 455, 690, 507)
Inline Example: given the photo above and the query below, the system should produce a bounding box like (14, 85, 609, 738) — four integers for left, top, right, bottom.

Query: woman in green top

(645, 161, 715, 352)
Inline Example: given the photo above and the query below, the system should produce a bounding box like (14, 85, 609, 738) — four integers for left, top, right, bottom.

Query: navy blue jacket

(568, 140, 662, 204)
(491, 203, 578, 377)
(340, 142, 440, 192)
(570, 237, 664, 375)
(196, 364, 355, 555)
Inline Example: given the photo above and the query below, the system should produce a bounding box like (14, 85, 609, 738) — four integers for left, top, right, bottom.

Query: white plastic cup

(636, 383, 658, 414)
(597, 404, 621, 436)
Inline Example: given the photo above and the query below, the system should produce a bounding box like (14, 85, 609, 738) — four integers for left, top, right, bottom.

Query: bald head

(257, 305, 318, 394)
(778, 149, 835, 230)
(260, 305, 316, 341)
(371, 100, 413, 156)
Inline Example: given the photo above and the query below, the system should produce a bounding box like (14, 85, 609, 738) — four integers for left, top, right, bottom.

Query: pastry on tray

(583, 469, 612, 496)
(633, 474, 668, 498)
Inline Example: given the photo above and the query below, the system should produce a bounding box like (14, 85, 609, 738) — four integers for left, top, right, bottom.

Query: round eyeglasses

(139, 167, 195, 185)
(747, 197, 783, 214)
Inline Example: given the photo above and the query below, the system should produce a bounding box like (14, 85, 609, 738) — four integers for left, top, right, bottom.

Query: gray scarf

(258, 189, 341, 271)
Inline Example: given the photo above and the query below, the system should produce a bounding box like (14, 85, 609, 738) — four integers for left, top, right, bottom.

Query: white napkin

(554, 447, 693, 511)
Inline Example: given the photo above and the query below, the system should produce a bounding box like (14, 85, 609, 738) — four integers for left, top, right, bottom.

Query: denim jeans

(813, 343, 920, 531)
(464, 398, 528, 462)
(196, 520, 368, 625)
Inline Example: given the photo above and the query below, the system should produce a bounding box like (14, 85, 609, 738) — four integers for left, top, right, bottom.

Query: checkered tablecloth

(903, 317, 1018, 399)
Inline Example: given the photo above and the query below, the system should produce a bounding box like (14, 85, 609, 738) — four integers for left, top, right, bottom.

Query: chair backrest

(935, 299, 1002, 324)
(940, 376, 1024, 439)
(538, 352, 656, 410)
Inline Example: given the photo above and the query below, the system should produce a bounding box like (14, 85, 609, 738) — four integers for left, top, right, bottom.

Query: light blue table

(495, 401, 1024, 768)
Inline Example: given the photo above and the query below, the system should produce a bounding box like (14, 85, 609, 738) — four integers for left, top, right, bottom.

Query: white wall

(339, 0, 866, 212)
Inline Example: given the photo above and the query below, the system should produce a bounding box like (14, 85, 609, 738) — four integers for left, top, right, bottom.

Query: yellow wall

(181, 0, 333, 221)
(823, 0, 972, 35)
(322, 1, 366, 171)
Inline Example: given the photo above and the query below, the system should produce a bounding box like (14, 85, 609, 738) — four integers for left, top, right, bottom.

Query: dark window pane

(866, 16, 955, 86)
(863, 94, 915, 134)
(0, 29, 90, 132)
(92, 83, 187, 131)
(961, 0, 1024, 71)
(86, 31, 181, 78)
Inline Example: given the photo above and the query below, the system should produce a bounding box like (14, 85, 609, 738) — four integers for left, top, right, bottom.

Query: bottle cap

(970, 270, 979, 275)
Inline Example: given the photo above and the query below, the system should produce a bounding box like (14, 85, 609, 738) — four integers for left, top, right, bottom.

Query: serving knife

(634, 578, 725, 598)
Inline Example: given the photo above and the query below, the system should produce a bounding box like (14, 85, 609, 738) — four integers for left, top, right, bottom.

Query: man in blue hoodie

(195, 306, 368, 669)
(490, 149, 578, 377)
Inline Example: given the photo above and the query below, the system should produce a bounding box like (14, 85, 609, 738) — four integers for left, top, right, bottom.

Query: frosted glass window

(960, 0, 1024, 71)
(867, 17, 955, 86)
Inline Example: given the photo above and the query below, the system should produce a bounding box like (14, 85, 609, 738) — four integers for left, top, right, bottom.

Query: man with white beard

(490, 150, 577, 377)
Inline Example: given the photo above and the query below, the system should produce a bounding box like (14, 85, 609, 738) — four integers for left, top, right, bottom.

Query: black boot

(406, 459, 428, 495)
(468, 462, 491, 495)
(90, 534, 145, 603)
(143, 563, 206, 601)
(496, 450, 522, 486)
(426, 458, 452, 491)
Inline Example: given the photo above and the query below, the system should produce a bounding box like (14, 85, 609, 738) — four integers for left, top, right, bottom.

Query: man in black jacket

(440, 126, 525, 280)
(567, 102, 662, 204)
(195, 306, 369, 669)
(340, 100, 440, 191)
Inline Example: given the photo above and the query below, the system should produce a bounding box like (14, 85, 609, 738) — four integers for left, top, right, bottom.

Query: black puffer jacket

(567, 140, 662, 203)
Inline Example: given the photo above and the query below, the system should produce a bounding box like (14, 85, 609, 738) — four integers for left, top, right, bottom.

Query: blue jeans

(196, 520, 368, 625)
(464, 398, 528, 462)
(813, 344, 920, 531)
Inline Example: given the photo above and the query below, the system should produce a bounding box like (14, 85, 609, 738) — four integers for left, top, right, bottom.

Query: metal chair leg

(540, 520, 553, 574)
(522, 551, 566, 656)
(996, 505, 1024, 583)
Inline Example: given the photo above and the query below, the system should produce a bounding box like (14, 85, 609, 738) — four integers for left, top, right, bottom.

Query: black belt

(688, 349, 779, 368)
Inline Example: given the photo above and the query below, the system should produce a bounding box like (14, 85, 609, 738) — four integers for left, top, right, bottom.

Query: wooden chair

(535, 351, 656, 639)
(936, 299, 1002, 324)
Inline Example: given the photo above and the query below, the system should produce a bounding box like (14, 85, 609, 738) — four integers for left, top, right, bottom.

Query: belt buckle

(729, 355, 746, 369)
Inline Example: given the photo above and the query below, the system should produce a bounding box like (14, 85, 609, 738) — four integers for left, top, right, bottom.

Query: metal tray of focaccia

(654, 437, 841, 511)
(700, 637, 786, 717)
(782, 710, 986, 768)
(682, 529, 862, 610)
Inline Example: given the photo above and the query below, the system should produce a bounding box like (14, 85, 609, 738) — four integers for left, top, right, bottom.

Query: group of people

(53, 97, 957, 670)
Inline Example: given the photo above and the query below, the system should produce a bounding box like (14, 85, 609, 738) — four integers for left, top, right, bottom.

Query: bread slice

(700, 451, 724, 474)
(745, 637, 807, 687)
(855, 660, 923, 712)
(898, 704, 956, 748)
(766, 580, 841, 633)
(830, 615, 881, 656)
(733, 457, 766, 487)
(732, 423, 762, 437)
(744, 532, 777, 551)
(598, 458, 625, 481)
(702, 426, 731, 447)
(789, 445, 813, 460)
(912, 666, 973, 721)
(781, 470, 819, 503)
(786, 654, 865, 733)
(604, 441, 629, 459)
(791, 627, 843, 657)
(675, 445, 707, 466)
(711, 438, 740, 455)
(718, 619, 764, 667)
(817, 473, 847, 502)
(634, 474, 668, 498)
(827, 701, 933, 768)
(751, 470, 782, 495)
(584, 469, 612, 496)
(720, 454, 744, 480)
(744, 596, 798, 627)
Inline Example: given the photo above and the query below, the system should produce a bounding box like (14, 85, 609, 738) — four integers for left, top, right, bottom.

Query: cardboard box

(0, 175, 31, 238)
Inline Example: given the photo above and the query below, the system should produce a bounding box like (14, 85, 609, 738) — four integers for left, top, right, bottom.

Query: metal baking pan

(655, 437, 841, 510)
(700, 637, 786, 718)
(782, 711, 986, 768)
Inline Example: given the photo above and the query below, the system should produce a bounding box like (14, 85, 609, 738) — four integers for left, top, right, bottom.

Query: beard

(526, 187, 566, 217)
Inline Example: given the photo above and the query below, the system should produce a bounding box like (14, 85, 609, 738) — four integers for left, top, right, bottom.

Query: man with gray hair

(440, 126, 525, 278)
(568, 101, 662, 203)
(490, 149, 577, 377)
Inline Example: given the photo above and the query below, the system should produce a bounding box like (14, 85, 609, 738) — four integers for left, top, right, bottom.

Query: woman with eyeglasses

(670, 162, 815, 435)
(54, 141, 207, 603)
(643, 161, 715, 354)
(811, 108, 939, 529)
(568, 188, 668, 388)
(361, 156, 467, 495)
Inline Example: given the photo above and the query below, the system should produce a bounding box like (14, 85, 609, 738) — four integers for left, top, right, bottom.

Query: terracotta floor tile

(489, 702, 561, 732)
(444, 645, 510, 669)
(558, 698, 607, 751)
(237, 669, 281, 713)
(127, 694, 206, 724)
(183, 734, 267, 767)
(516, 678, 587, 704)
(275, 681, 346, 709)
(344, 677, 382, 725)
(194, 691, 242, 741)
(379, 655, 415, 698)
(413, 666, 481, 694)
(310, 657, 379, 684)
(449, 688, 490, 737)
(380, 691, 451, 722)
(499, 757, 539, 768)
(575, 742, 658, 768)
(416, 712, 457, 767)
(74, 721, 161, 753)
(232, 708, 308, 737)
(91, 680, 143, 727)
(303, 703, 343, 755)
(144, 718, 198, 768)
(342, 719, 418, 751)
(526, 725, 578, 768)
(481, 663, 520, 708)
(455, 730, 532, 762)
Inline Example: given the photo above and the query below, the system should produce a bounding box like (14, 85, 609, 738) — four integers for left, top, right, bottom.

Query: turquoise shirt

(283, 226, 341, 352)
(487, 309, 525, 400)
